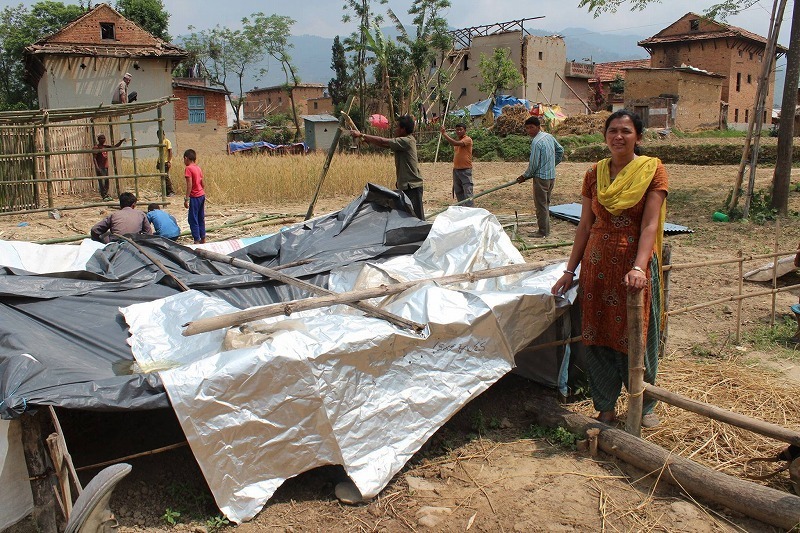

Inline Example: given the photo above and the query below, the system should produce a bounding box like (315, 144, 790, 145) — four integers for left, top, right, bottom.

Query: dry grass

(121, 153, 397, 204)
(570, 354, 800, 493)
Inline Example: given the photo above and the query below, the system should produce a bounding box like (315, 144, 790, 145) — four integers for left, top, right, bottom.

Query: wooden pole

(644, 383, 800, 446)
(188, 246, 426, 333)
(429, 178, 520, 218)
(157, 109, 166, 201)
(659, 243, 671, 359)
(21, 409, 60, 533)
(433, 91, 452, 166)
(42, 116, 54, 208)
(667, 282, 800, 316)
(663, 248, 800, 271)
(108, 117, 120, 197)
(128, 113, 139, 197)
(770, 217, 780, 326)
(626, 289, 645, 437)
(115, 235, 190, 291)
(305, 96, 354, 221)
(529, 396, 800, 531)
(182, 260, 549, 336)
(736, 250, 743, 344)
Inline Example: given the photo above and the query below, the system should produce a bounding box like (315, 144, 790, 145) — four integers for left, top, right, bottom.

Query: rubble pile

(555, 111, 611, 136)
(493, 105, 530, 136)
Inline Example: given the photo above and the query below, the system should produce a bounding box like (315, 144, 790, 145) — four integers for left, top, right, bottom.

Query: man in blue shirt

(146, 203, 181, 240)
(516, 116, 564, 237)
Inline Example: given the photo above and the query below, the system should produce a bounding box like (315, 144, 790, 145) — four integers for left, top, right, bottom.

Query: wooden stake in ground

(305, 96, 354, 221)
(433, 91, 452, 166)
(626, 289, 645, 437)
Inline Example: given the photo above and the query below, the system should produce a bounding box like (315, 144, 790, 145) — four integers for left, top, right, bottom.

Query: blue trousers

(188, 195, 206, 242)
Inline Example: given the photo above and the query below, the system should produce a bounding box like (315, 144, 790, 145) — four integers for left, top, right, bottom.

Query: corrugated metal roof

(301, 114, 338, 122)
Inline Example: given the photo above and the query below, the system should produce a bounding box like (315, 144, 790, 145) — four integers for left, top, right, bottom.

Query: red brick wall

(173, 86, 228, 124)
(52, 5, 159, 46)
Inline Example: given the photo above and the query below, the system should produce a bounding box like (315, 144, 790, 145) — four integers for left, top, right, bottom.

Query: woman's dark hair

(603, 109, 644, 135)
(604, 109, 644, 155)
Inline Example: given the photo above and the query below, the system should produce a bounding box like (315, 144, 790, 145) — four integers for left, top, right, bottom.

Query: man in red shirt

(183, 148, 206, 244)
(93, 134, 126, 201)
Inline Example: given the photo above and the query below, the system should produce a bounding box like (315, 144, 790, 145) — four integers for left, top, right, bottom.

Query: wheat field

(126, 152, 398, 204)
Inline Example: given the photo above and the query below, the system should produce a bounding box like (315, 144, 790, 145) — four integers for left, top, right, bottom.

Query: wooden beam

(529, 396, 800, 531)
(182, 260, 549, 336)
(21, 409, 60, 533)
(644, 383, 800, 446)
(626, 289, 645, 437)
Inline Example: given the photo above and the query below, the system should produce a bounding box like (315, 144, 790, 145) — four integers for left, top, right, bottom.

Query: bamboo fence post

(21, 409, 61, 533)
(770, 217, 780, 326)
(626, 289, 645, 437)
(305, 95, 354, 220)
(659, 243, 671, 359)
(128, 113, 139, 197)
(433, 91, 452, 166)
(157, 108, 166, 201)
(42, 116, 54, 208)
(108, 118, 120, 197)
(182, 260, 549, 336)
(736, 250, 743, 344)
(188, 246, 426, 333)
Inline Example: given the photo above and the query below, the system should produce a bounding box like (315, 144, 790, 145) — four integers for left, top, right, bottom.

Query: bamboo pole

(157, 107, 166, 201)
(187, 246, 426, 333)
(47, 407, 81, 496)
(433, 91, 452, 166)
(659, 243, 672, 359)
(115, 234, 190, 291)
(429, 178, 520, 218)
(626, 289, 645, 437)
(526, 335, 582, 352)
(529, 396, 800, 531)
(305, 96, 354, 220)
(770, 218, 780, 326)
(736, 250, 743, 344)
(183, 260, 549, 336)
(108, 117, 120, 197)
(0, 141, 168, 161)
(75, 442, 188, 473)
(42, 116, 54, 208)
(644, 383, 800, 446)
(667, 282, 800, 316)
(662, 248, 800, 271)
(129, 113, 139, 197)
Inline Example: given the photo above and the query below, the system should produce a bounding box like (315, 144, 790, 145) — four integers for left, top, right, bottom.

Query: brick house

(172, 78, 230, 154)
(638, 12, 787, 129)
(589, 59, 651, 110)
(243, 84, 332, 119)
(24, 3, 187, 154)
(440, 19, 596, 117)
(624, 66, 726, 130)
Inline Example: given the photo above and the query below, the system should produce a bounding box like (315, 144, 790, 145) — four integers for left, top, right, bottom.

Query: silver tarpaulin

(121, 208, 571, 523)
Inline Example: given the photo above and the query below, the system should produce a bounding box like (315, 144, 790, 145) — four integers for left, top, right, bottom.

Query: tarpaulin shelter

(451, 95, 532, 119)
(0, 185, 581, 525)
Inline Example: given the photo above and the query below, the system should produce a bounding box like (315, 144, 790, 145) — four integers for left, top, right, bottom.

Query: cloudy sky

(0, 0, 792, 45)
(165, 0, 789, 45)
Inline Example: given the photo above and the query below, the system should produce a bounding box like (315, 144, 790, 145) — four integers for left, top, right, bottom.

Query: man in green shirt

(351, 115, 425, 219)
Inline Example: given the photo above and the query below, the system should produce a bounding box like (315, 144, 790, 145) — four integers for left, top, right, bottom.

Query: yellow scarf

(596, 156, 666, 267)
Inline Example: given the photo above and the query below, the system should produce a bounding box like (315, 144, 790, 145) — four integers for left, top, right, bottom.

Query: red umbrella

(368, 114, 389, 130)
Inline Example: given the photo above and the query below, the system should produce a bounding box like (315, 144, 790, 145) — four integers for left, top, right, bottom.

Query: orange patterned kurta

(579, 162, 668, 355)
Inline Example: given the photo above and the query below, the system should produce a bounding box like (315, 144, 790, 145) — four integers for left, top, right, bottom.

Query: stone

(334, 480, 363, 504)
(406, 475, 436, 493)
(415, 506, 452, 528)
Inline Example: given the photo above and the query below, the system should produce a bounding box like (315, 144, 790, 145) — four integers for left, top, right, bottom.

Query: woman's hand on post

(623, 267, 647, 290)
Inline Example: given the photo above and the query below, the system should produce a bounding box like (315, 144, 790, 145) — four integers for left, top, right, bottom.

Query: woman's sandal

(641, 413, 661, 428)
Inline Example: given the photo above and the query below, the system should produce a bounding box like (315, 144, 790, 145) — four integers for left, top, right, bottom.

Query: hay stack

(555, 111, 611, 136)
(493, 105, 530, 137)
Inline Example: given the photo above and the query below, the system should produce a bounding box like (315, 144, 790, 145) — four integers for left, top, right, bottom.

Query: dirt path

(4, 159, 800, 532)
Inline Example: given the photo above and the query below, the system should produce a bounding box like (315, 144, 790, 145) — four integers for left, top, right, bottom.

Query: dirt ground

(4, 154, 800, 532)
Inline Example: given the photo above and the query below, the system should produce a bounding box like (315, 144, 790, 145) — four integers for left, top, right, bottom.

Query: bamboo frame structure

(0, 97, 174, 214)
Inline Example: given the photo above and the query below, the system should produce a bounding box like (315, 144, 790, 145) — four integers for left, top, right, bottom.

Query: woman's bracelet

(631, 265, 645, 273)
(563, 269, 576, 276)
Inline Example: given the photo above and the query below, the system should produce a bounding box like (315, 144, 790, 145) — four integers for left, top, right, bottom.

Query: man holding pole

(351, 115, 425, 220)
(516, 116, 563, 237)
(440, 123, 474, 207)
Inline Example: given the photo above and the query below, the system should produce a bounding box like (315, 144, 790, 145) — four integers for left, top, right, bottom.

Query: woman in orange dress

(552, 110, 668, 426)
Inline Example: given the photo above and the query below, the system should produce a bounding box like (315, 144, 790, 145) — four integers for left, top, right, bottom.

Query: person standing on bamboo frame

(551, 109, 668, 428)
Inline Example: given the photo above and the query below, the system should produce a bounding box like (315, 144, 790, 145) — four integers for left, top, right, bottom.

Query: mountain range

(233, 26, 785, 107)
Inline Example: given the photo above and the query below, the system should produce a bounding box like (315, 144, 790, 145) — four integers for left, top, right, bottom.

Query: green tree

(579, 0, 798, 215)
(182, 13, 292, 129)
(0, 1, 85, 110)
(477, 48, 524, 98)
(115, 0, 170, 41)
(328, 35, 351, 109)
(342, 0, 387, 129)
(263, 15, 303, 141)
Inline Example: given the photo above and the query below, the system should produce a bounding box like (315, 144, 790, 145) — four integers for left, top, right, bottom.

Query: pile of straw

(571, 355, 800, 493)
(555, 111, 610, 136)
(493, 105, 530, 137)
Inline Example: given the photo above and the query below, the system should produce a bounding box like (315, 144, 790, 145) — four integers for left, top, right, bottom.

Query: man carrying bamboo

(351, 115, 425, 220)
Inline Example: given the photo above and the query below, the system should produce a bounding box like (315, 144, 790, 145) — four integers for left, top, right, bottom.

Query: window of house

(278, 96, 282, 104)
(188, 95, 206, 124)
(100, 22, 115, 40)
(690, 19, 699, 31)
(313, 101, 318, 109)
(734, 108, 739, 122)
(462, 56, 469, 71)
(537, 82, 542, 90)
(738, 50, 743, 57)
(736, 73, 741, 92)
(267, 97, 271, 104)
(745, 109, 749, 123)
(538, 51, 543, 60)
(747, 74, 752, 84)
(749, 52, 754, 60)
(764, 110, 767, 122)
